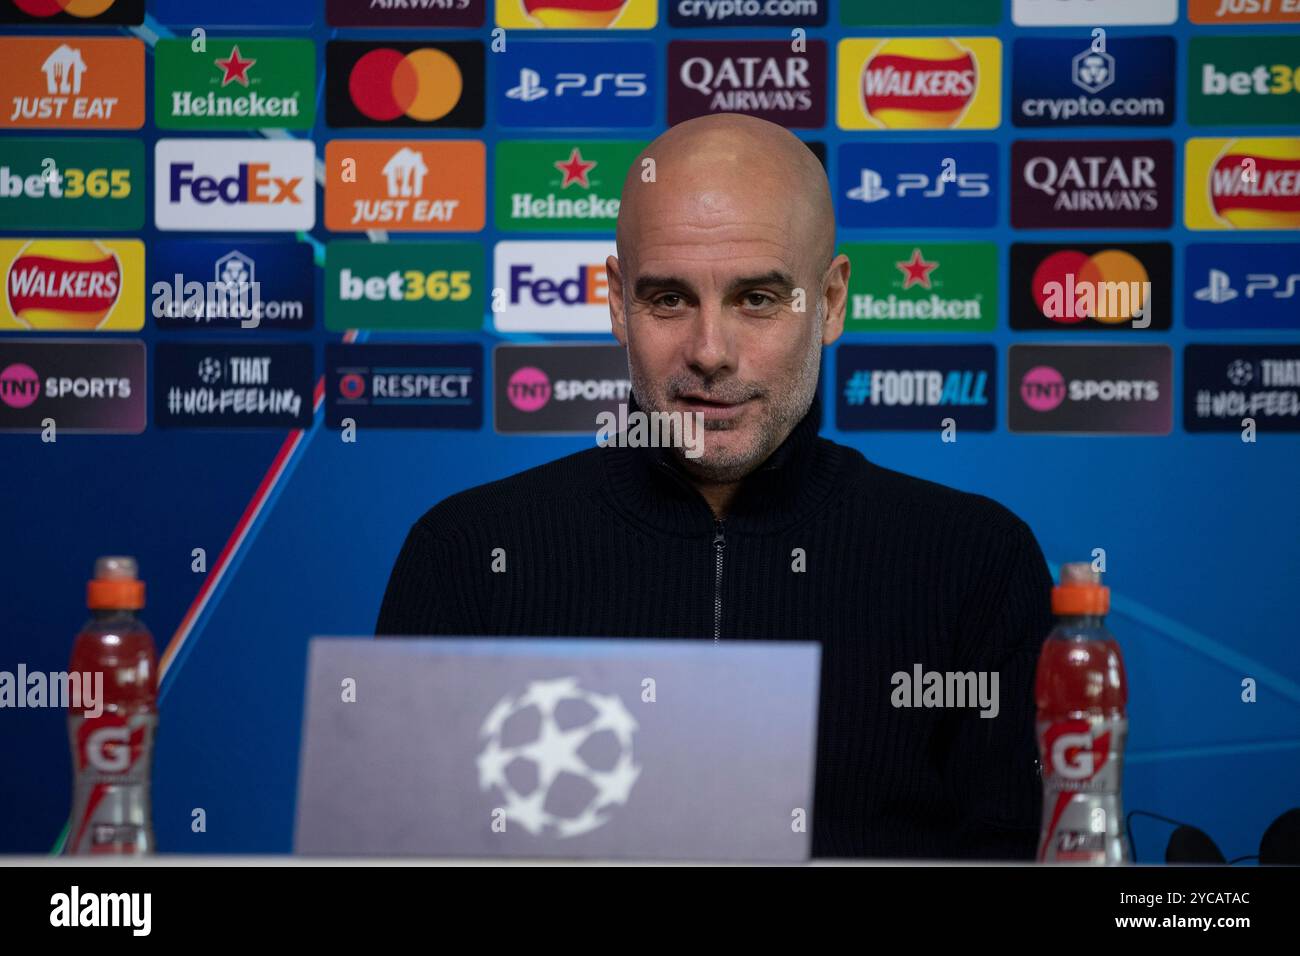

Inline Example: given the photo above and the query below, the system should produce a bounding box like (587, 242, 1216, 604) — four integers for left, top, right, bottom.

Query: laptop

(293, 637, 821, 862)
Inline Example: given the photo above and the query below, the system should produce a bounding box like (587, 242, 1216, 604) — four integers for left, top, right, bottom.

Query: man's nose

(683, 301, 735, 379)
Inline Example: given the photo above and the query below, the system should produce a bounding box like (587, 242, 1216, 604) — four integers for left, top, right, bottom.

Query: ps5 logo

(505, 68, 648, 102)
(1194, 269, 1300, 305)
(846, 167, 991, 204)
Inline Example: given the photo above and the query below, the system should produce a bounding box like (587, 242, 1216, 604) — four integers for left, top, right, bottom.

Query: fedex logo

(509, 264, 607, 307)
(155, 139, 314, 232)
(494, 241, 614, 333)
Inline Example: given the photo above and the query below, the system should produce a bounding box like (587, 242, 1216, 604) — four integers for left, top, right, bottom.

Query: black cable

(1126, 809, 1195, 864)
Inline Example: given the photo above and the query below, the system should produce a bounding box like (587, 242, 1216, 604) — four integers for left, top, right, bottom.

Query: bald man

(378, 115, 1054, 860)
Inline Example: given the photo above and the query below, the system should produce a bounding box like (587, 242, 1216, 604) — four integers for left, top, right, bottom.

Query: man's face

(609, 186, 845, 483)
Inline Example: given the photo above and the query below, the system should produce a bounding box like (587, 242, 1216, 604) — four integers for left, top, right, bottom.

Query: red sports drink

(1034, 563, 1128, 864)
(66, 556, 158, 855)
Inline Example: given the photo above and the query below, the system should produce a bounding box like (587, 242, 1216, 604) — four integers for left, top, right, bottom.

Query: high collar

(599, 387, 842, 537)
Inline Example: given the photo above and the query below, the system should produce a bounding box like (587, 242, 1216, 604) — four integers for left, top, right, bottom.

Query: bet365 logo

(0, 137, 143, 229)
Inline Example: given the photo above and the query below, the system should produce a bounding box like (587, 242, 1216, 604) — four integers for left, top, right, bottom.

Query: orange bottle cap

(1051, 562, 1109, 615)
(86, 555, 145, 610)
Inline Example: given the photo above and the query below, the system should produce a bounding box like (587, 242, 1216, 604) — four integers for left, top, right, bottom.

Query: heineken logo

(155, 38, 315, 130)
(843, 242, 997, 331)
(496, 140, 643, 232)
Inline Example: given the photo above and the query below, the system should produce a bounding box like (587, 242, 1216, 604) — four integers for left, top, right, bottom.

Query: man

(377, 114, 1054, 859)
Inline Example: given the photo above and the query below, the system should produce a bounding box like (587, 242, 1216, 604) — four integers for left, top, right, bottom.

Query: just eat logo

(154, 138, 315, 232)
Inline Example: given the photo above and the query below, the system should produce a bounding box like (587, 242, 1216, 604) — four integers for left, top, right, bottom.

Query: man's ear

(607, 255, 629, 346)
(821, 252, 851, 346)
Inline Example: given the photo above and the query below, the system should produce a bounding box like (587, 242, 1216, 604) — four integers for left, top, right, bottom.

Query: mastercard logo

(1209, 137, 1300, 230)
(348, 47, 464, 123)
(5, 240, 122, 330)
(1031, 249, 1151, 325)
(862, 38, 977, 129)
(12, 0, 117, 16)
(518, 0, 629, 28)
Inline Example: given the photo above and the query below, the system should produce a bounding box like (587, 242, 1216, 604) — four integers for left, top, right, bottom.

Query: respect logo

(326, 41, 484, 129)
(495, 0, 656, 28)
(0, 137, 143, 231)
(1185, 137, 1300, 230)
(324, 140, 485, 232)
(155, 38, 315, 130)
(0, 37, 144, 130)
(1189, 36, 1300, 126)
(1, 239, 143, 331)
(837, 37, 1000, 130)
(0, 0, 143, 23)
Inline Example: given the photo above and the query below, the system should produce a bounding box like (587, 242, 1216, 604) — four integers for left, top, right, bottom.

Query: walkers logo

(155, 343, 313, 429)
(1189, 0, 1300, 24)
(0, 0, 143, 24)
(668, 41, 827, 128)
(1, 239, 142, 331)
(837, 142, 997, 229)
(0, 38, 144, 130)
(156, 139, 315, 232)
(1012, 140, 1174, 229)
(495, 344, 629, 434)
(149, 240, 314, 331)
(1012, 0, 1176, 25)
(494, 241, 613, 333)
(1189, 37, 1300, 127)
(671, 0, 826, 26)
(840, 0, 996, 25)
(324, 140, 485, 232)
(1009, 345, 1171, 434)
(496, 40, 655, 128)
(837, 37, 1000, 131)
(841, 243, 996, 333)
(836, 345, 995, 431)
(1186, 243, 1300, 329)
(496, 0, 656, 28)
(495, 141, 641, 232)
(1185, 137, 1300, 230)
(1010, 243, 1171, 331)
(0, 138, 143, 231)
(326, 343, 483, 430)
(326, 0, 486, 28)
(326, 41, 484, 129)
(326, 241, 483, 332)
(0, 340, 145, 434)
(1012, 37, 1174, 129)
(1185, 344, 1300, 432)
(155, 39, 315, 130)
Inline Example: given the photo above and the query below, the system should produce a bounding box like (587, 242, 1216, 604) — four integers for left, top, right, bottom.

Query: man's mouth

(676, 394, 753, 422)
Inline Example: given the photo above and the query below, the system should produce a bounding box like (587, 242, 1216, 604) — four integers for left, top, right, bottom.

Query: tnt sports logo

(155, 139, 315, 231)
(1020, 365, 1067, 411)
(346, 47, 462, 122)
(1186, 137, 1300, 229)
(1019, 365, 1159, 411)
(498, 0, 655, 28)
(506, 366, 551, 412)
(505, 366, 629, 411)
(477, 677, 641, 838)
(0, 362, 40, 408)
(1032, 249, 1152, 326)
(839, 37, 1000, 130)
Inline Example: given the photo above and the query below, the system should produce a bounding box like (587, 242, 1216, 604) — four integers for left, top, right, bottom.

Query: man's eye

(654, 294, 684, 309)
(743, 292, 777, 309)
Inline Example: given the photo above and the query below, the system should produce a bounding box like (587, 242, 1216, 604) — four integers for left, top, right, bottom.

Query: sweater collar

(599, 386, 842, 537)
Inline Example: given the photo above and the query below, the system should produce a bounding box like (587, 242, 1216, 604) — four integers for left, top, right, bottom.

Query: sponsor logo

(0, 0, 143, 24)
(841, 242, 996, 332)
(326, 241, 483, 331)
(1186, 243, 1300, 329)
(1, 37, 144, 130)
(1012, 0, 1176, 25)
(1012, 37, 1174, 128)
(1011, 244, 1171, 331)
(840, 0, 997, 25)
(837, 37, 1000, 130)
(494, 241, 612, 333)
(1185, 345, 1300, 431)
(496, 40, 655, 128)
(837, 345, 995, 431)
(155, 139, 315, 232)
(327, 343, 483, 429)
(0, 339, 145, 433)
(495, 344, 629, 433)
(668, 40, 827, 128)
(326, 41, 484, 128)
(1185, 137, 1300, 230)
(155, 39, 315, 130)
(670, 0, 825, 27)
(1, 239, 143, 331)
(326, 0, 486, 28)
(150, 0, 314, 24)
(838, 142, 997, 229)
(1188, 0, 1300, 24)
(155, 343, 313, 429)
(0, 138, 143, 231)
(495, 140, 640, 232)
(1009, 345, 1171, 434)
(1190, 36, 1300, 127)
(1012, 139, 1174, 229)
(149, 240, 314, 331)
(496, 0, 656, 28)
(324, 139, 485, 231)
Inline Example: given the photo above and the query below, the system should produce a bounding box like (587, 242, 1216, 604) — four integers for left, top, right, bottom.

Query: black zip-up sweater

(375, 393, 1055, 859)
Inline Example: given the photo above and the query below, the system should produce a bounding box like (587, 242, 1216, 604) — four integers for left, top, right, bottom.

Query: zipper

(712, 518, 726, 644)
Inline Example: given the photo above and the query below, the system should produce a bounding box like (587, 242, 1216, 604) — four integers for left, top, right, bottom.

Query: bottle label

(68, 710, 156, 854)
(1036, 715, 1128, 863)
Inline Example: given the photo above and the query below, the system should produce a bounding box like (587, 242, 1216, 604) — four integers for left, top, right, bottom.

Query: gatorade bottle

(1034, 563, 1128, 864)
(66, 556, 158, 855)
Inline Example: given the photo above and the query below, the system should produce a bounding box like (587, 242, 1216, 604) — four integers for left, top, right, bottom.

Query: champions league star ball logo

(477, 676, 641, 838)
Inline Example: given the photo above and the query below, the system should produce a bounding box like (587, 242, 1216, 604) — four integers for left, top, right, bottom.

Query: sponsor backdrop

(1, 2, 1298, 861)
